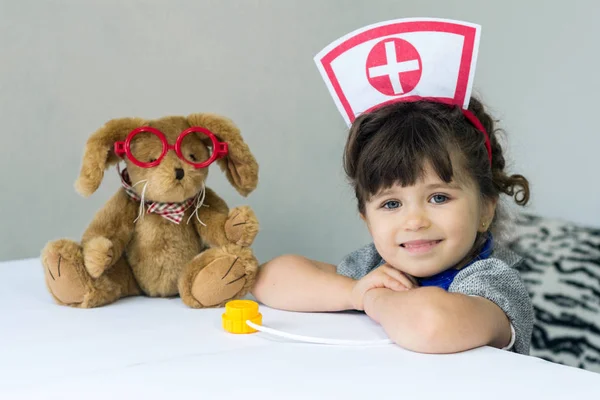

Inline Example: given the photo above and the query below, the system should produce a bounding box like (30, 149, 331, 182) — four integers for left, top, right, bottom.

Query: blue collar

(416, 235, 494, 291)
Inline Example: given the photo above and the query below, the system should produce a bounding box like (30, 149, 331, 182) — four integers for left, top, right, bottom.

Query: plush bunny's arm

(192, 187, 231, 247)
(80, 189, 138, 277)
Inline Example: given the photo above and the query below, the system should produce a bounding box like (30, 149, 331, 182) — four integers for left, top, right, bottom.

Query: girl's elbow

(250, 254, 301, 302)
(389, 302, 449, 353)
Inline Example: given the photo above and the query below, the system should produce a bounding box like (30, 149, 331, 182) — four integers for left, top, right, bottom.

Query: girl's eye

(430, 194, 449, 204)
(149, 158, 157, 163)
(189, 154, 197, 161)
(383, 200, 401, 209)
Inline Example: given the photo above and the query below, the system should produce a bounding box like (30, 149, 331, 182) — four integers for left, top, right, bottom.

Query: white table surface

(2, 257, 599, 399)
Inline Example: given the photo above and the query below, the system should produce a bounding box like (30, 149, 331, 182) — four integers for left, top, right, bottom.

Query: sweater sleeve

(336, 243, 384, 280)
(448, 250, 534, 355)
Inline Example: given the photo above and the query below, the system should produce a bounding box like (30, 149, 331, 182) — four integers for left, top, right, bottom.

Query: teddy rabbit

(41, 113, 260, 309)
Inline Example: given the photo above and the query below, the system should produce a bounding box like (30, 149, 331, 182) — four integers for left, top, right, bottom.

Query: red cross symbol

(366, 38, 422, 96)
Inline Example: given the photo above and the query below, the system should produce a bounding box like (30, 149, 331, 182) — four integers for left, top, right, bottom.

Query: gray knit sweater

(337, 243, 534, 355)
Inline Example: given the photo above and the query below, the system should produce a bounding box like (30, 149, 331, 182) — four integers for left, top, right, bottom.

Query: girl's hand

(350, 264, 418, 310)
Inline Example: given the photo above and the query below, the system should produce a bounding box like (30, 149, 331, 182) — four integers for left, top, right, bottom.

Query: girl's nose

(403, 207, 430, 231)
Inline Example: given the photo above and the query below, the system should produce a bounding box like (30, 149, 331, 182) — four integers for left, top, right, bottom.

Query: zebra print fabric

(506, 214, 600, 373)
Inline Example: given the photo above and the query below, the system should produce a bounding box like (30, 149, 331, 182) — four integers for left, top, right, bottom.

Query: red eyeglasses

(114, 126, 228, 169)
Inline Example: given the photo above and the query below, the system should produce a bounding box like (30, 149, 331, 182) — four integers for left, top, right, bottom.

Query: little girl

(251, 97, 534, 355)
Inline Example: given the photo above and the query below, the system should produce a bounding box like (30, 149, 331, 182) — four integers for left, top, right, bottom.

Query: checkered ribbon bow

(119, 168, 197, 224)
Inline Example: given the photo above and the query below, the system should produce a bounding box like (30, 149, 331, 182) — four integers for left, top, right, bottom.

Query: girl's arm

(363, 287, 512, 354)
(252, 257, 415, 312)
(251, 255, 356, 312)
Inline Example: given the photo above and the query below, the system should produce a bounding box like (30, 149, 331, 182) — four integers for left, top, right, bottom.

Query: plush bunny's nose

(175, 168, 185, 181)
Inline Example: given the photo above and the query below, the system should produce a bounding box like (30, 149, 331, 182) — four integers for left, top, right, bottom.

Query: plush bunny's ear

(75, 118, 144, 197)
(186, 113, 258, 196)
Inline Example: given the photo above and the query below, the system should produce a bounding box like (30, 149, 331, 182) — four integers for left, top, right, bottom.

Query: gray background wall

(1, 0, 598, 263)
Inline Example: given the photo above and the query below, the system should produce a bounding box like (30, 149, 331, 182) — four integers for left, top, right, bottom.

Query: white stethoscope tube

(245, 320, 394, 346)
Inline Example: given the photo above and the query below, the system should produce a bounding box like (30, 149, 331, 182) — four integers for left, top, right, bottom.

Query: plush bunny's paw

(179, 245, 258, 308)
(83, 236, 114, 278)
(224, 206, 259, 247)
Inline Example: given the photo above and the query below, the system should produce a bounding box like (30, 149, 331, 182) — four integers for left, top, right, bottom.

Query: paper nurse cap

(313, 17, 491, 163)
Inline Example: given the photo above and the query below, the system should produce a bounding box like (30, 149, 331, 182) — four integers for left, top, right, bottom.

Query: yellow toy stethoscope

(222, 300, 393, 346)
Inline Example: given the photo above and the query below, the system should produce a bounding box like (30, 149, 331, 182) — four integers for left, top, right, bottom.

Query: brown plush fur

(41, 113, 260, 308)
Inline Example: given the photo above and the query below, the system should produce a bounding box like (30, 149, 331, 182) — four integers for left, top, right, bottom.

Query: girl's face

(362, 162, 496, 278)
